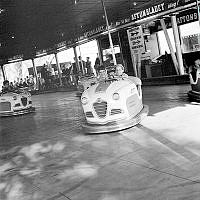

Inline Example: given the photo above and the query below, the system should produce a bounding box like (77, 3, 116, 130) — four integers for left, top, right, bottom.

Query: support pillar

(197, 0, 200, 27)
(96, 39, 103, 65)
(78, 45, 86, 75)
(73, 47, 80, 72)
(101, 0, 117, 65)
(31, 58, 39, 89)
(1, 65, 6, 81)
(171, 15, 185, 75)
(160, 19, 179, 75)
(131, 55, 138, 77)
(118, 31, 126, 71)
(54, 53, 62, 86)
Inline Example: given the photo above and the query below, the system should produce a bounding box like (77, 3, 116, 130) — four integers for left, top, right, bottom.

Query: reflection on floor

(1, 84, 200, 200)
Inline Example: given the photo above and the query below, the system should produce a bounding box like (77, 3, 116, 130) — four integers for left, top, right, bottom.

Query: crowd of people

(1, 76, 35, 93)
(1, 76, 35, 94)
(37, 56, 94, 90)
(1, 53, 128, 93)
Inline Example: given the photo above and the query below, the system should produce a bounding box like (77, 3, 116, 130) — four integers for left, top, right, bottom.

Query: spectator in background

(13, 80, 19, 89)
(41, 64, 48, 88)
(86, 57, 92, 75)
(62, 64, 72, 86)
(26, 76, 31, 85)
(23, 78, 28, 87)
(10, 82, 14, 90)
(94, 53, 101, 75)
(72, 58, 79, 85)
(19, 78, 24, 88)
(78, 56, 86, 75)
(104, 54, 114, 69)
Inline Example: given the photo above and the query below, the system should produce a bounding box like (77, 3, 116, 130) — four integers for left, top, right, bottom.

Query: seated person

(97, 65, 108, 81)
(108, 71, 115, 79)
(18, 78, 24, 88)
(10, 82, 14, 90)
(114, 64, 128, 79)
(189, 59, 200, 83)
(1, 80, 13, 93)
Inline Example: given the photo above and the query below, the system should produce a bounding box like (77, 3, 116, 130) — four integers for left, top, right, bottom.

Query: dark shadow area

(142, 84, 191, 116)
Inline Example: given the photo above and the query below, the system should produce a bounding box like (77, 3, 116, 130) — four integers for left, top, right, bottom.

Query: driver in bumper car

(189, 59, 200, 82)
(114, 64, 128, 79)
(1, 80, 14, 94)
(97, 65, 108, 81)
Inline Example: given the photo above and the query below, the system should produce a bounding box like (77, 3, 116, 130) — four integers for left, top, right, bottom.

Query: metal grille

(0, 102, 11, 111)
(85, 112, 94, 118)
(93, 101, 107, 118)
(21, 97, 27, 106)
(110, 109, 122, 115)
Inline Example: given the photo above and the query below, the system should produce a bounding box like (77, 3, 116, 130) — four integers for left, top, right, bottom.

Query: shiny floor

(1, 84, 200, 200)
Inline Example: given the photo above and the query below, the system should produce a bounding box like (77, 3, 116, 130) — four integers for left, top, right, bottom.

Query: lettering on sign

(177, 12, 198, 24)
(131, 3, 165, 21)
(127, 26, 145, 55)
(8, 54, 23, 61)
(130, 0, 196, 22)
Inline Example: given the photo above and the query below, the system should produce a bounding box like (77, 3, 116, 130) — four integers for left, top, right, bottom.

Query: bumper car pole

(32, 58, 39, 90)
(101, 0, 117, 65)
(1, 65, 6, 81)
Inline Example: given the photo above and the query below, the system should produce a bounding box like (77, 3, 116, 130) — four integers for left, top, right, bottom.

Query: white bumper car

(0, 90, 35, 117)
(81, 76, 148, 133)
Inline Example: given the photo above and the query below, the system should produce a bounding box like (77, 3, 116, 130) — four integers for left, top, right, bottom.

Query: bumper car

(188, 69, 200, 102)
(81, 76, 149, 133)
(76, 75, 97, 97)
(0, 89, 35, 117)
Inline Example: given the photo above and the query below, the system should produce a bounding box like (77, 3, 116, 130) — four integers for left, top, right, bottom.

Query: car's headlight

(13, 96, 17, 100)
(81, 97, 88, 105)
(113, 93, 120, 100)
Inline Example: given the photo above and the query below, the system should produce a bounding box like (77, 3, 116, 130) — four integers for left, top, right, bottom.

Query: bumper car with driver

(81, 76, 148, 133)
(0, 89, 35, 117)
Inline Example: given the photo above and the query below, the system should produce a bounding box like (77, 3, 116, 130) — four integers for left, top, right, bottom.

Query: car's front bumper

(82, 105, 149, 134)
(0, 107, 35, 117)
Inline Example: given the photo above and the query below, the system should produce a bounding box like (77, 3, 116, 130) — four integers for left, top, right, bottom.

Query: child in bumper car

(1, 80, 14, 94)
(97, 65, 108, 81)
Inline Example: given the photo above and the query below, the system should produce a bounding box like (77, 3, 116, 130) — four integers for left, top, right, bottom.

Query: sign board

(176, 9, 198, 25)
(127, 26, 145, 54)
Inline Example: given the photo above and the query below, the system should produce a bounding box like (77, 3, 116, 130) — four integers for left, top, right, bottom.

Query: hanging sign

(176, 9, 198, 25)
(127, 26, 145, 54)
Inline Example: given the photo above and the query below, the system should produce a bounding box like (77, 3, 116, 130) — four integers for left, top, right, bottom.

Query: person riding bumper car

(188, 59, 200, 102)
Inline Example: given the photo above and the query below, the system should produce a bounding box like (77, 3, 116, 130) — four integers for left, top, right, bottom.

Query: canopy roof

(0, 0, 196, 62)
